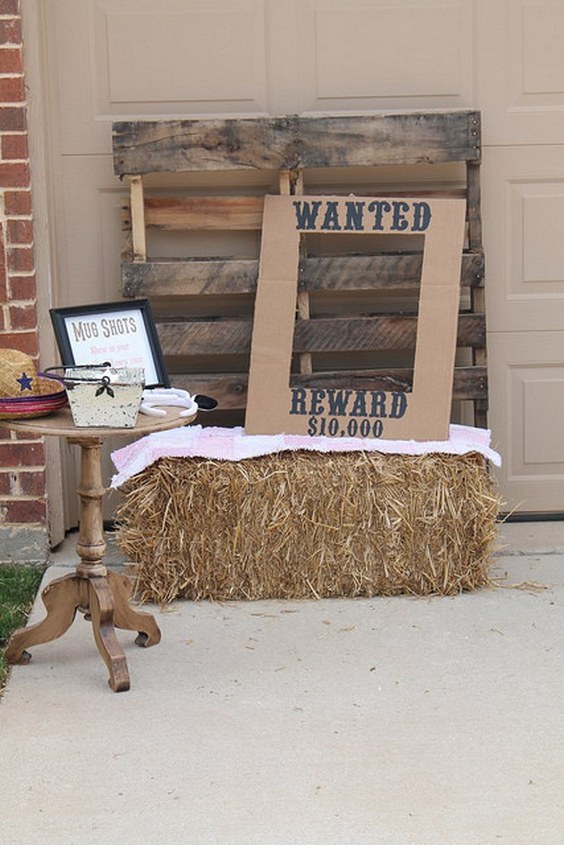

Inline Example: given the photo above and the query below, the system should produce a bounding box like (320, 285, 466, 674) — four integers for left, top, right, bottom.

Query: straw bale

(115, 450, 501, 604)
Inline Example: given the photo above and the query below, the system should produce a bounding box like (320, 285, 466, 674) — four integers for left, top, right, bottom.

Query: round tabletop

(2, 405, 197, 439)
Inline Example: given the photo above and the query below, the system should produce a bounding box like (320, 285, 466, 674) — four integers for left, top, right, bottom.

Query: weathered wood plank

(293, 366, 488, 401)
(113, 111, 481, 175)
(157, 319, 253, 357)
(156, 313, 485, 357)
(287, 169, 314, 376)
(129, 176, 146, 261)
(293, 315, 485, 353)
(122, 190, 468, 233)
(122, 258, 258, 297)
(172, 373, 249, 410)
(171, 366, 488, 411)
(474, 401, 488, 428)
(114, 116, 294, 175)
(466, 160, 483, 249)
(300, 252, 484, 291)
(294, 316, 418, 354)
(297, 112, 480, 169)
(122, 250, 485, 297)
(123, 196, 265, 231)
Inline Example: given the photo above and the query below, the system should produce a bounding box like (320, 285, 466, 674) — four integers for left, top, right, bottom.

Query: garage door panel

(102, 2, 266, 114)
(488, 332, 564, 512)
(296, 0, 474, 112)
(521, 193, 564, 287)
(478, 0, 564, 144)
(48, 0, 269, 156)
(523, 378, 564, 465)
(483, 146, 564, 331)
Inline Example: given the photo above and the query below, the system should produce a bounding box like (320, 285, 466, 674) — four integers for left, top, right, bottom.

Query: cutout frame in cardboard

(245, 195, 466, 441)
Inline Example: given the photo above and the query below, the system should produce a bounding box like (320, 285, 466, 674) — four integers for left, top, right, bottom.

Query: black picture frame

(49, 299, 170, 388)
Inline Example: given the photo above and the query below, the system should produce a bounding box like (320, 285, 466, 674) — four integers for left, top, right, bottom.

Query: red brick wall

(0, 0, 47, 547)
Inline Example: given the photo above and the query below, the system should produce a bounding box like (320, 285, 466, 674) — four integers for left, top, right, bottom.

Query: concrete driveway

(1, 521, 563, 845)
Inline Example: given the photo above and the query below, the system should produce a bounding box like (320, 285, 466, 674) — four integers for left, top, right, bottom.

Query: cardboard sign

(245, 195, 466, 441)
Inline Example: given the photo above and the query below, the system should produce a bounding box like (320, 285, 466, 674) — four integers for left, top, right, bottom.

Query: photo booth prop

(50, 299, 169, 388)
(246, 195, 466, 441)
(0, 348, 67, 420)
(111, 112, 495, 603)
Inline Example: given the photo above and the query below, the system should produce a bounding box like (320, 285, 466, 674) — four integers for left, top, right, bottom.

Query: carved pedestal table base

(4, 407, 194, 691)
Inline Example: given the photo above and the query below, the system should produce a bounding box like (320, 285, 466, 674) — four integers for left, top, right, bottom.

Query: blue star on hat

(17, 371, 34, 392)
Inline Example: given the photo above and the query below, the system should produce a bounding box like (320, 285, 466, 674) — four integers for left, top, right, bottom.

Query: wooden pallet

(112, 110, 486, 429)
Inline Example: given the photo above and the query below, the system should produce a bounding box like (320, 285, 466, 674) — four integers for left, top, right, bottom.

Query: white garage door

(24, 0, 564, 532)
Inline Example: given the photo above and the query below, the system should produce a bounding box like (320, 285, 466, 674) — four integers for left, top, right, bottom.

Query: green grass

(0, 565, 45, 694)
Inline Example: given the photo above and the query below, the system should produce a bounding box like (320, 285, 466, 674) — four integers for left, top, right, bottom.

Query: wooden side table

(4, 406, 195, 692)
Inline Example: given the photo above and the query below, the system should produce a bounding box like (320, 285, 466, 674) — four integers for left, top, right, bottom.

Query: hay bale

(115, 450, 501, 604)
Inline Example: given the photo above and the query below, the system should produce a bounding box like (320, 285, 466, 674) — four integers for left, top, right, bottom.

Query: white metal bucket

(63, 366, 144, 428)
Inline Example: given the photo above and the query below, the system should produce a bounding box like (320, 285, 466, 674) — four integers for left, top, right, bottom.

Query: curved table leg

(3, 430, 169, 692)
(88, 577, 130, 692)
(5, 574, 81, 665)
(107, 571, 161, 647)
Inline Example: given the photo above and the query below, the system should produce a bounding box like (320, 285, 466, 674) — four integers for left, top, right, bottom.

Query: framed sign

(245, 195, 466, 441)
(49, 299, 170, 388)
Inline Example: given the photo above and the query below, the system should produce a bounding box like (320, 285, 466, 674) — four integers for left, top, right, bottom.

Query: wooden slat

(294, 316, 418, 354)
(129, 176, 146, 261)
(294, 366, 488, 400)
(171, 366, 488, 411)
(113, 111, 481, 175)
(123, 196, 265, 231)
(121, 190, 468, 233)
(298, 112, 481, 168)
(466, 160, 483, 249)
(156, 313, 485, 358)
(293, 315, 485, 353)
(471, 286, 488, 367)
(290, 169, 313, 376)
(300, 251, 485, 292)
(158, 319, 253, 357)
(122, 258, 258, 297)
(122, 250, 485, 297)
